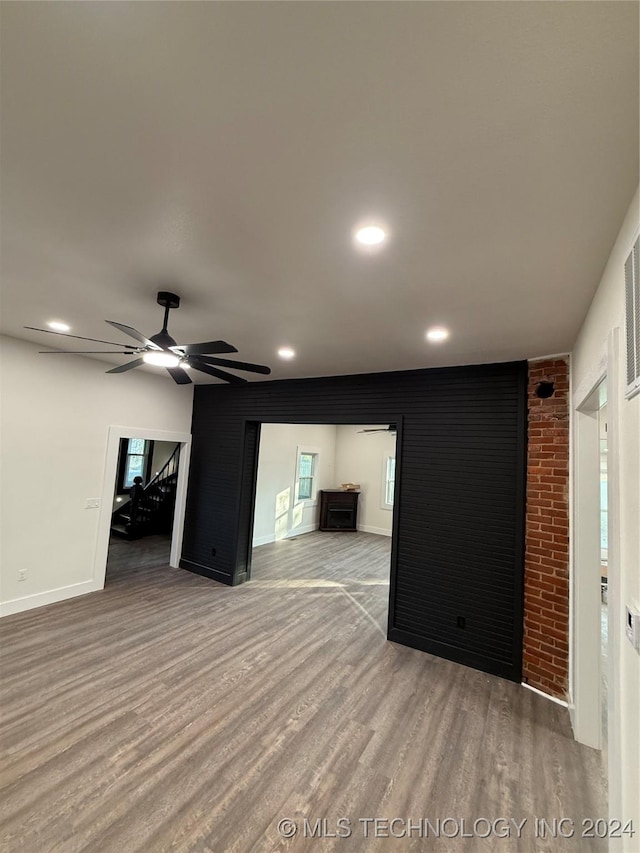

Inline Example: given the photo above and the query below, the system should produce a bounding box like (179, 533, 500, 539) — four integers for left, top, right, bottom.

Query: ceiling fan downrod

(152, 291, 181, 349)
(157, 291, 180, 331)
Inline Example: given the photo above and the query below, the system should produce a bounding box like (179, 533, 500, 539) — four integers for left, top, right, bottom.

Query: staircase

(111, 444, 180, 540)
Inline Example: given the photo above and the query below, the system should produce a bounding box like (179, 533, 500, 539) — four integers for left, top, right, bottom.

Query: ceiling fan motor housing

(150, 330, 178, 349)
(154, 291, 181, 347)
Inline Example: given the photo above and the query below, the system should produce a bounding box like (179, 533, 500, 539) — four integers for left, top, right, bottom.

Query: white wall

(253, 423, 337, 545)
(571, 186, 639, 847)
(0, 335, 193, 614)
(334, 425, 396, 536)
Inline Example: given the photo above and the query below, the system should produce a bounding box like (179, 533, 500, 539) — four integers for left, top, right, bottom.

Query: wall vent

(625, 235, 640, 399)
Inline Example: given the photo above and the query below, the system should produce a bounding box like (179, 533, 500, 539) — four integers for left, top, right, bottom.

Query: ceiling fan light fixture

(278, 347, 295, 359)
(47, 320, 71, 332)
(143, 351, 181, 368)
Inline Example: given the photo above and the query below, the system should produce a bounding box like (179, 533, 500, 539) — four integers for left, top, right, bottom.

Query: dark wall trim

(183, 361, 528, 682)
(386, 415, 404, 640)
(178, 557, 235, 584)
(236, 421, 261, 581)
(513, 368, 528, 678)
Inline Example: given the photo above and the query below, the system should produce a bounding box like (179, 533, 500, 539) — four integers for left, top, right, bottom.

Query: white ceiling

(1, 2, 638, 383)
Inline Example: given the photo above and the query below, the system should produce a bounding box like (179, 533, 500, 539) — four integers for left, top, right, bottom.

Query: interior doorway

(249, 423, 398, 635)
(573, 376, 610, 753)
(598, 390, 608, 762)
(93, 425, 192, 590)
(105, 437, 182, 584)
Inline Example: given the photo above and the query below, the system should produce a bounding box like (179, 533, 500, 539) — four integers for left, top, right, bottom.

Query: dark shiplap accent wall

(183, 361, 527, 681)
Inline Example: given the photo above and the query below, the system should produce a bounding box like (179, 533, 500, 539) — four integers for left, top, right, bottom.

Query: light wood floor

(0, 532, 606, 852)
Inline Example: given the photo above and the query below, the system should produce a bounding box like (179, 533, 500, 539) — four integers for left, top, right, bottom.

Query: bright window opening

(383, 456, 396, 509)
(296, 451, 317, 502)
(124, 438, 149, 489)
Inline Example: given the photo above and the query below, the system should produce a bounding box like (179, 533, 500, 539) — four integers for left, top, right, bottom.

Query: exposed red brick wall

(523, 358, 570, 698)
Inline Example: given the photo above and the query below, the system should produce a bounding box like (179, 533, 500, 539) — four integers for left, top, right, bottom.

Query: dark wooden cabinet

(319, 489, 359, 531)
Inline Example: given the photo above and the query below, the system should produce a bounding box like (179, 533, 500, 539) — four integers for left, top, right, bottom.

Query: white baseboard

(0, 579, 102, 617)
(253, 524, 392, 547)
(252, 523, 318, 548)
(358, 525, 392, 537)
(567, 688, 576, 737)
(287, 524, 316, 539)
(522, 682, 569, 707)
(252, 533, 276, 547)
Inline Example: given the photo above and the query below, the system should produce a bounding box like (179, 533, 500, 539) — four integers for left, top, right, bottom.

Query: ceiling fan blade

(192, 355, 271, 375)
(166, 366, 192, 385)
(106, 358, 146, 374)
(25, 326, 133, 347)
(105, 321, 160, 350)
(189, 361, 248, 385)
(39, 350, 136, 354)
(177, 340, 238, 355)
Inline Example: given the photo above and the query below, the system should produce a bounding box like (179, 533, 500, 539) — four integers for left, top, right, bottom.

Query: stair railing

(144, 443, 180, 495)
(111, 443, 180, 528)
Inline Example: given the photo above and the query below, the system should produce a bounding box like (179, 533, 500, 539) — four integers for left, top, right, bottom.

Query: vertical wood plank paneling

(182, 361, 528, 681)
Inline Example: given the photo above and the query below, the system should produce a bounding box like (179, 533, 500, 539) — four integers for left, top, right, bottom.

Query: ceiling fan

(358, 425, 397, 434)
(25, 291, 271, 385)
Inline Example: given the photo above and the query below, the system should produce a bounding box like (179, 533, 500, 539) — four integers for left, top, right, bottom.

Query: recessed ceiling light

(354, 225, 387, 246)
(426, 326, 450, 343)
(47, 320, 70, 332)
(278, 347, 295, 360)
(143, 351, 181, 368)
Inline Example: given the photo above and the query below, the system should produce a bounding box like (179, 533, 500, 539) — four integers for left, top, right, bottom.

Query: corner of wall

(523, 357, 570, 699)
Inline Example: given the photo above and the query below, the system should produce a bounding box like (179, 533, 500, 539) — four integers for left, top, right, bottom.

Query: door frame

(573, 377, 605, 749)
(93, 424, 192, 588)
(571, 329, 621, 815)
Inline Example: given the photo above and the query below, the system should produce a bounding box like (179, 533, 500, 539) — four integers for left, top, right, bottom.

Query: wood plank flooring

(0, 532, 606, 852)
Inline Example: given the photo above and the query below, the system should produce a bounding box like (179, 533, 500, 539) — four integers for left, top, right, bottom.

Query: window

(124, 438, 148, 488)
(117, 438, 153, 493)
(382, 455, 396, 509)
(297, 452, 317, 501)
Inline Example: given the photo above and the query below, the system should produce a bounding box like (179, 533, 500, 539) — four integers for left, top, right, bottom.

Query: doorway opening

(93, 425, 192, 591)
(106, 437, 182, 584)
(598, 386, 609, 762)
(249, 423, 399, 636)
(573, 375, 610, 755)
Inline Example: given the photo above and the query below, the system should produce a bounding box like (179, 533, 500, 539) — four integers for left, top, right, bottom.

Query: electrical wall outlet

(625, 605, 640, 654)
(18, 569, 27, 582)
(85, 498, 100, 509)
